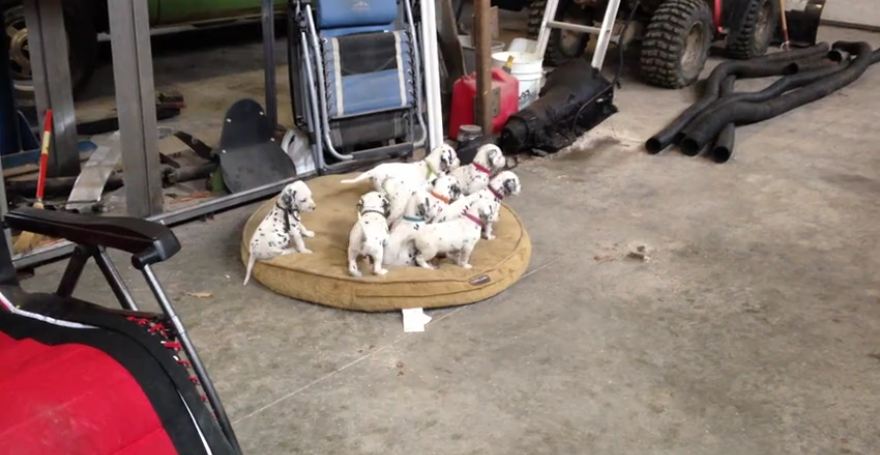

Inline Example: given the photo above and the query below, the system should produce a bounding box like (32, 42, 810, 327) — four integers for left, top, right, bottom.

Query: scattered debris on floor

(626, 243, 653, 262)
(185, 291, 213, 299)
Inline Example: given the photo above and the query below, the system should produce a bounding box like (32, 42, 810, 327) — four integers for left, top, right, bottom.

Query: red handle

(35, 109, 53, 203)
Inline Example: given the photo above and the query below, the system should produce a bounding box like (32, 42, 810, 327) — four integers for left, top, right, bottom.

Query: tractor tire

(4, 4, 97, 96)
(726, 0, 777, 59)
(639, 0, 713, 88)
(527, 0, 590, 66)
(634, 0, 666, 15)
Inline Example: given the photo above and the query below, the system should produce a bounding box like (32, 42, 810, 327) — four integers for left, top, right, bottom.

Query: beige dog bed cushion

(240, 173, 531, 311)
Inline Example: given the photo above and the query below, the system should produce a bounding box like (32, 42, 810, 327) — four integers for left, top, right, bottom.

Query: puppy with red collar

(450, 144, 506, 195)
(383, 174, 462, 226)
(340, 144, 460, 191)
(433, 170, 521, 240)
(347, 191, 391, 277)
(410, 198, 495, 269)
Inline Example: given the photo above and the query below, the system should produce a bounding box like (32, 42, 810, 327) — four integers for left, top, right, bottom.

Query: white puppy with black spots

(243, 181, 317, 285)
(382, 185, 448, 266)
(347, 191, 391, 277)
(340, 144, 460, 191)
(410, 198, 495, 269)
(434, 171, 521, 240)
(382, 173, 462, 226)
(450, 144, 507, 195)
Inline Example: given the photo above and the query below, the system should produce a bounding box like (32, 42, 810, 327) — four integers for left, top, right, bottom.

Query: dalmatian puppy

(433, 171, 521, 240)
(409, 198, 495, 269)
(426, 174, 462, 206)
(347, 192, 391, 277)
(340, 144, 460, 191)
(450, 144, 507, 195)
(243, 181, 317, 285)
(382, 187, 447, 267)
(382, 174, 461, 226)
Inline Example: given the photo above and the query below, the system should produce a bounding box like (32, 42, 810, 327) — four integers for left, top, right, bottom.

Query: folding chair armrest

(5, 208, 180, 268)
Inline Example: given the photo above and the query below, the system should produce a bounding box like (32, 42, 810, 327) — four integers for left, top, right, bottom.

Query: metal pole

(108, 0, 163, 217)
(0, 8, 20, 157)
(141, 265, 241, 453)
(534, 0, 559, 59)
(590, 0, 622, 70)
(55, 245, 90, 297)
(261, 0, 278, 129)
(23, 0, 79, 177)
(0, 4, 14, 257)
(421, 0, 445, 148)
(473, 0, 493, 132)
(92, 247, 139, 311)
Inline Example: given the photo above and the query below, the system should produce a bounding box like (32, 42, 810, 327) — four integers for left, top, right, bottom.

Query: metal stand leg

(23, 0, 79, 177)
(421, 0, 445, 149)
(107, 0, 163, 217)
(55, 246, 90, 297)
(262, 0, 277, 129)
(590, 0, 622, 70)
(92, 247, 139, 311)
(141, 265, 241, 453)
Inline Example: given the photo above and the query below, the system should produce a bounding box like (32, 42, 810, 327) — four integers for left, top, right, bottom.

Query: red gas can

(448, 68, 519, 140)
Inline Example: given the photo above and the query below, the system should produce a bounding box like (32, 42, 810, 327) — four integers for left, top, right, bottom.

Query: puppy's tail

(243, 254, 256, 286)
(340, 172, 371, 185)
(356, 213, 369, 241)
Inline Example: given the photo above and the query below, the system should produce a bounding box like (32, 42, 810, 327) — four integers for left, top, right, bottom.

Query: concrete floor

(23, 23, 880, 454)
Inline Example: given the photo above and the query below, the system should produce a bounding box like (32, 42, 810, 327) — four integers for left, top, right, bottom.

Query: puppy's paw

(375, 268, 389, 276)
(348, 268, 362, 277)
(462, 263, 473, 269)
(300, 248, 314, 254)
(483, 233, 495, 240)
(302, 229, 316, 238)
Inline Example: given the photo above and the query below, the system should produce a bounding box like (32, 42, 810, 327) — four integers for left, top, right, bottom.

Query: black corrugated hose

(679, 41, 877, 156)
(644, 43, 830, 154)
(646, 42, 879, 162)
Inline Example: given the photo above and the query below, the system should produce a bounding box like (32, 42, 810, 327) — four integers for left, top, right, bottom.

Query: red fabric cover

(0, 331, 177, 455)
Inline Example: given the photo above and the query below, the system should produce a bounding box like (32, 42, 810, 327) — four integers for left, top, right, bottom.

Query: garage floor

(23, 24, 880, 454)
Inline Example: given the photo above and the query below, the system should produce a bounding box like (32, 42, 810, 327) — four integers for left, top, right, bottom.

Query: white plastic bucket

(491, 51, 543, 110)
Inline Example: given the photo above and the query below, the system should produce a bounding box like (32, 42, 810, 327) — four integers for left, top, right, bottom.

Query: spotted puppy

(383, 186, 448, 266)
(450, 144, 507, 195)
(382, 174, 461, 226)
(410, 198, 495, 269)
(433, 170, 521, 240)
(340, 144, 460, 191)
(243, 181, 317, 285)
(347, 192, 391, 277)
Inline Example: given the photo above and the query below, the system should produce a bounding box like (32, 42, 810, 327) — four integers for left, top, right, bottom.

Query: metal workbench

(1, 0, 303, 270)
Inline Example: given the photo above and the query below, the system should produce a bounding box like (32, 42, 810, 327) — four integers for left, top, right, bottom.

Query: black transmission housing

(500, 59, 617, 154)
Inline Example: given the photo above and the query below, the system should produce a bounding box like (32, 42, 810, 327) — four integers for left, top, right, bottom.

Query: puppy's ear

(503, 178, 519, 196)
(442, 151, 455, 172)
(281, 192, 293, 209)
(381, 195, 391, 217)
(450, 184, 461, 201)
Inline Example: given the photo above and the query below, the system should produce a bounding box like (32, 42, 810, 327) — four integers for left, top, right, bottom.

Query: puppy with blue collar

(347, 191, 392, 277)
(382, 185, 447, 267)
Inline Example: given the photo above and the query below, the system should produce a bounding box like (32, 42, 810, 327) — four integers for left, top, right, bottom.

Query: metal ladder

(534, 0, 622, 70)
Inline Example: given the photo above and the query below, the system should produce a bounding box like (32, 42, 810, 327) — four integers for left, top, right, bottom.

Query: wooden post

(473, 0, 492, 132)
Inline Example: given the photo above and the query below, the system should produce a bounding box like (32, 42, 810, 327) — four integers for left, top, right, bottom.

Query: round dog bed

(240, 173, 531, 311)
